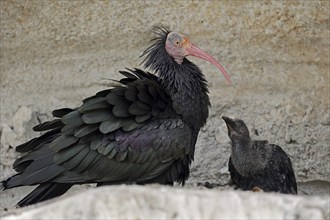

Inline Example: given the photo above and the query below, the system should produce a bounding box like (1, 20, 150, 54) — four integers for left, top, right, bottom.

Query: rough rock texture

(2, 185, 330, 220)
(0, 0, 329, 218)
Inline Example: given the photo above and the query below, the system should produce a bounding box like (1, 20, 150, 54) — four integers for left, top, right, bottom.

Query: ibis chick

(222, 116, 297, 194)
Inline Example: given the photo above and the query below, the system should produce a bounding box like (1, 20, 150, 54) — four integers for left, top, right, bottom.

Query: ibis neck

(158, 58, 210, 131)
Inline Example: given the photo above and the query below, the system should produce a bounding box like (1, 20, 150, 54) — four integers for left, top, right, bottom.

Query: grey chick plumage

(222, 116, 297, 194)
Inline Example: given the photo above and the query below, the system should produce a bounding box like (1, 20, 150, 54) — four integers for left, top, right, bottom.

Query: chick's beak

(222, 116, 236, 132)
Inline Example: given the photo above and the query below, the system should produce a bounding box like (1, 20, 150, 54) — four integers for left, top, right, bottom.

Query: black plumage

(2, 26, 231, 207)
(222, 116, 297, 194)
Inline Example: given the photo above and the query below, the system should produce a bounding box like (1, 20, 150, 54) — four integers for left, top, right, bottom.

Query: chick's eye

(175, 41, 179, 45)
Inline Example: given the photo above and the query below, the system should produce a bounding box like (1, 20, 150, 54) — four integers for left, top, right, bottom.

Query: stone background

(0, 0, 329, 218)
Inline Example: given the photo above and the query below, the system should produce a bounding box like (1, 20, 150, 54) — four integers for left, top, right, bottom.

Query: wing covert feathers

(4, 69, 192, 194)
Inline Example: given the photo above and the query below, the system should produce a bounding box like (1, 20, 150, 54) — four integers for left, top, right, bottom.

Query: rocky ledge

(2, 185, 329, 220)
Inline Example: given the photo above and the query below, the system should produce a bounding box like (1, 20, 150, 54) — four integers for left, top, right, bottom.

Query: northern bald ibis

(2, 26, 232, 207)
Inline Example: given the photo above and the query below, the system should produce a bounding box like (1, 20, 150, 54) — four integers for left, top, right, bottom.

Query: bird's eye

(175, 41, 179, 45)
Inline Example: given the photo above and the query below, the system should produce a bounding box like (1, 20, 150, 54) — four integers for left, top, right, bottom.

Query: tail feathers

(13, 144, 54, 172)
(16, 110, 69, 153)
(16, 128, 61, 153)
(17, 183, 73, 207)
(33, 119, 63, 132)
(3, 164, 65, 189)
(52, 108, 74, 118)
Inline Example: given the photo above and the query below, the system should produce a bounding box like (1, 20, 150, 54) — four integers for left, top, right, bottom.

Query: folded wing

(4, 69, 192, 191)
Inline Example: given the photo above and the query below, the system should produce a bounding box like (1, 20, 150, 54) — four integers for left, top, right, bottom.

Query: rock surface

(2, 185, 330, 220)
(0, 0, 329, 218)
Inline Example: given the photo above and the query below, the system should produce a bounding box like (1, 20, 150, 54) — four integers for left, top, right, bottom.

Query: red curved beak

(186, 44, 232, 85)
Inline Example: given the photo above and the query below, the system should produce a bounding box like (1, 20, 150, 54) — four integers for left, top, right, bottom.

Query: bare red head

(165, 32, 232, 84)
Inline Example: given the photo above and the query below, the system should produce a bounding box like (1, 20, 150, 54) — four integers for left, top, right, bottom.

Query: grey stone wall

(1, 0, 329, 218)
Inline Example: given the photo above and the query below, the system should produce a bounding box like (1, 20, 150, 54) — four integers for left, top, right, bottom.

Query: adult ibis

(222, 116, 297, 194)
(2, 26, 232, 207)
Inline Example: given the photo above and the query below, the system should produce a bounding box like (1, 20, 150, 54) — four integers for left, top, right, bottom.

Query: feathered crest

(140, 25, 172, 74)
(140, 25, 171, 58)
